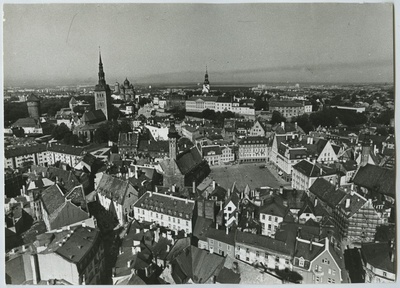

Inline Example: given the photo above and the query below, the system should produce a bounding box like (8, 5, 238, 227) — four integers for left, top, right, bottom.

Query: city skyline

(3, 3, 394, 87)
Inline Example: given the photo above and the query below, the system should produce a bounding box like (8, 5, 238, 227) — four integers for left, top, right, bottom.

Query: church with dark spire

(202, 66, 210, 94)
(94, 49, 112, 120)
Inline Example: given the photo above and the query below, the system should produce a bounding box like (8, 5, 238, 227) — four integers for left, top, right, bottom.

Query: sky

(3, 3, 394, 87)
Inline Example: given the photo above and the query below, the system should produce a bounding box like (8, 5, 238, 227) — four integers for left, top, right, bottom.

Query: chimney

(155, 186, 158, 193)
(42, 171, 46, 178)
(227, 188, 231, 198)
(216, 223, 219, 229)
(281, 121, 285, 130)
(193, 181, 196, 194)
(226, 226, 229, 235)
(345, 198, 351, 208)
(30, 254, 40, 285)
(314, 198, 318, 207)
(279, 186, 283, 194)
(185, 198, 188, 204)
(295, 122, 298, 130)
(149, 191, 153, 197)
(171, 185, 175, 193)
(309, 239, 313, 251)
(212, 181, 216, 190)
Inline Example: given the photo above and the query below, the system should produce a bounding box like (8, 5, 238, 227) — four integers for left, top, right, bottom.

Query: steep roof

(202, 145, 222, 156)
(11, 118, 41, 128)
(361, 242, 396, 273)
(292, 160, 337, 178)
(259, 200, 289, 218)
(336, 192, 367, 218)
(96, 174, 136, 205)
(205, 227, 236, 246)
(309, 178, 346, 208)
(41, 184, 66, 215)
(134, 192, 195, 218)
(236, 231, 293, 256)
(5, 144, 47, 158)
(353, 164, 396, 197)
(176, 146, 204, 175)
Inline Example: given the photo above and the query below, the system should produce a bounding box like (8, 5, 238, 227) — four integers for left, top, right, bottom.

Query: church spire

(202, 66, 210, 94)
(98, 47, 106, 86)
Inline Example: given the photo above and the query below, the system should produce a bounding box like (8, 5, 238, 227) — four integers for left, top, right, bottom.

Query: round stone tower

(26, 93, 41, 120)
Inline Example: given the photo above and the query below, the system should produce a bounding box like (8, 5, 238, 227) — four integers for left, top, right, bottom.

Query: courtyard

(209, 163, 290, 191)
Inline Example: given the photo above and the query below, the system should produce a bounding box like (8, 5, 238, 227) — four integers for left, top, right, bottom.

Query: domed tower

(202, 66, 210, 94)
(26, 93, 41, 120)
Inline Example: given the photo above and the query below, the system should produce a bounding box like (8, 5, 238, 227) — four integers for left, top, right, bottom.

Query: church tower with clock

(94, 50, 112, 120)
(202, 66, 210, 94)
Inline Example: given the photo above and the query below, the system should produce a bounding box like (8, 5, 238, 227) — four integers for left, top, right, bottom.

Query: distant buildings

(269, 100, 311, 119)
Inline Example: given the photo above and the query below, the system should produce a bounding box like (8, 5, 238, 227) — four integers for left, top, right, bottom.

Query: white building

(5, 144, 48, 170)
(133, 191, 195, 234)
(145, 124, 169, 141)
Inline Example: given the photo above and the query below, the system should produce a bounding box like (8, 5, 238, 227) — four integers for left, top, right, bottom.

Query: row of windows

(261, 215, 279, 222)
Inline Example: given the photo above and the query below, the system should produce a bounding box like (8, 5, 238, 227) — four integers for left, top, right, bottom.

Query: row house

(292, 237, 346, 284)
(5, 144, 48, 170)
(333, 191, 389, 242)
(259, 199, 289, 237)
(205, 227, 236, 258)
(202, 145, 235, 165)
(133, 191, 195, 234)
(235, 231, 293, 270)
(118, 131, 139, 157)
(96, 174, 139, 225)
(47, 143, 86, 167)
(238, 136, 269, 163)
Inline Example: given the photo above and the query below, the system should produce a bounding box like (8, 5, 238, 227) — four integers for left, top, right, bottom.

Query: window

(218, 242, 222, 247)
(322, 258, 330, 265)
(246, 248, 250, 253)
(268, 216, 272, 221)
(332, 269, 336, 276)
(327, 278, 335, 284)
(256, 251, 260, 257)
(262, 215, 265, 220)
(275, 217, 278, 222)
(227, 245, 231, 251)
(237, 246, 241, 251)
(265, 253, 268, 259)
(268, 224, 272, 230)
(315, 276, 320, 283)
(246, 257, 250, 261)
(299, 258, 304, 267)
(383, 272, 387, 277)
(186, 221, 189, 226)
(210, 239, 214, 244)
(275, 257, 280, 263)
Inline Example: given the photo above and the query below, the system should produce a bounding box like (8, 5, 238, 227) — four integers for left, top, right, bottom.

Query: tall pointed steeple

(202, 66, 210, 94)
(98, 47, 106, 86)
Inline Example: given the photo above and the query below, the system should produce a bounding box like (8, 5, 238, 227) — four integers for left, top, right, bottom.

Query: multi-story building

(361, 242, 396, 283)
(185, 96, 218, 113)
(133, 191, 195, 234)
(10, 118, 43, 135)
(220, 146, 235, 163)
(249, 119, 272, 138)
(292, 160, 339, 191)
(96, 174, 139, 225)
(238, 136, 269, 163)
(292, 237, 345, 284)
(118, 131, 139, 157)
(269, 101, 305, 118)
(5, 144, 48, 170)
(235, 231, 293, 270)
(145, 124, 169, 141)
(333, 191, 389, 242)
(259, 200, 289, 237)
(35, 225, 105, 285)
(205, 227, 236, 258)
(202, 145, 222, 166)
(47, 143, 86, 167)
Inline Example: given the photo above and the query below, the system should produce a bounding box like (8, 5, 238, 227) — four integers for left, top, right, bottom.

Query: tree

(51, 123, 70, 140)
(291, 114, 314, 134)
(270, 111, 286, 125)
(119, 120, 132, 133)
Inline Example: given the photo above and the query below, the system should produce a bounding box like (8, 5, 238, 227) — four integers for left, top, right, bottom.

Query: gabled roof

(96, 174, 137, 205)
(202, 145, 222, 156)
(353, 164, 395, 197)
(215, 267, 241, 284)
(11, 118, 41, 128)
(5, 144, 47, 158)
(81, 109, 106, 124)
(236, 231, 293, 256)
(259, 200, 289, 218)
(176, 146, 204, 175)
(193, 217, 214, 242)
(309, 178, 346, 208)
(336, 192, 367, 218)
(41, 184, 66, 215)
(205, 227, 236, 246)
(47, 143, 85, 156)
(361, 242, 396, 273)
(292, 160, 337, 178)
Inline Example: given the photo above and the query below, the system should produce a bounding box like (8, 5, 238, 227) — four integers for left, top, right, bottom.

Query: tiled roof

(239, 136, 269, 145)
(138, 140, 169, 153)
(215, 267, 241, 284)
(176, 146, 204, 175)
(96, 174, 137, 205)
(47, 143, 85, 156)
(40, 184, 65, 215)
(26, 93, 40, 102)
(202, 145, 222, 156)
(5, 144, 47, 158)
(39, 225, 100, 269)
(193, 217, 214, 242)
(336, 192, 367, 218)
(205, 227, 236, 246)
(361, 242, 396, 273)
(309, 178, 346, 208)
(81, 109, 106, 124)
(270, 101, 303, 108)
(134, 192, 195, 218)
(11, 118, 41, 128)
(259, 200, 289, 218)
(293, 238, 325, 261)
(292, 160, 337, 177)
(353, 164, 395, 197)
(236, 231, 293, 256)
